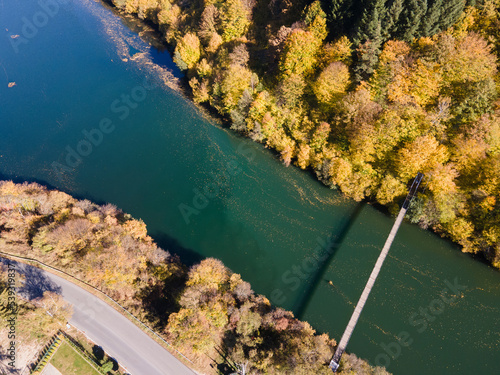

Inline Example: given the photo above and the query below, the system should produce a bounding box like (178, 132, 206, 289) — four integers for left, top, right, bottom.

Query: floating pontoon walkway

(329, 173, 424, 372)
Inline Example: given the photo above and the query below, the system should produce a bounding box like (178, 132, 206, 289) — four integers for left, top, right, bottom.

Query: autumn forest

(105, 0, 500, 269)
(0, 181, 388, 374)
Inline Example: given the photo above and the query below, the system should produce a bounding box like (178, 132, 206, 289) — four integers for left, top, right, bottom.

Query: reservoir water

(1, 1, 499, 373)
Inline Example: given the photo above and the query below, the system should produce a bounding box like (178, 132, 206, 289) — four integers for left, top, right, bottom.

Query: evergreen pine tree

(438, 0, 466, 31)
(382, 0, 404, 40)
(354, 0, 385, 44)
(354, 39, 381, 82)
(328, 0, 356, 35)
(352, 0, 385, 82)
(420, 0, 443, 36)
(398, 0, 428, 41)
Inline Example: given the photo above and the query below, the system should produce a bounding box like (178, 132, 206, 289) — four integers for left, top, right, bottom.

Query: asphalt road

(4, 259, 197, 375)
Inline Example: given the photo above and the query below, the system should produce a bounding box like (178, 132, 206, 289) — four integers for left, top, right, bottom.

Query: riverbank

(100, 0, 500, 271)
(0, 180, 389, 374)
(3, 0, 500, 372)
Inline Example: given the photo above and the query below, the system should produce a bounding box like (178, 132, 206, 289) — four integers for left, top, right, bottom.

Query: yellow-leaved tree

(219, 0, 250, 42)
(395, 135, 448, 180)
(174, 33, 201, 69)
(313, 62, 350, 105)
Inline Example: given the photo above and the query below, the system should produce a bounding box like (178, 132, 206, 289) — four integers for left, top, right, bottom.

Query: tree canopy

(110, 0, 500, 273)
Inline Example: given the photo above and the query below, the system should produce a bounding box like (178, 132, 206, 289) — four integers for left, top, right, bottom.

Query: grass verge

(50, 341, 101, 375)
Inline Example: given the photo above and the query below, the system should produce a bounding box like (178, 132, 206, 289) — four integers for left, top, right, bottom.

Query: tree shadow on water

(0, 171, 109, 206)
(294, 202, 365, 320)
(135, 231, 203, 329)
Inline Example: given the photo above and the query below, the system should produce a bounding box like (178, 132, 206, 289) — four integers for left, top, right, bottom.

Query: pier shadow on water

(293, 202, 365, 320)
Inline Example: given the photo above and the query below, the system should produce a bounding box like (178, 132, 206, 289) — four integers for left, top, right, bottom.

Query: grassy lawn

(50, 341, 101, 375)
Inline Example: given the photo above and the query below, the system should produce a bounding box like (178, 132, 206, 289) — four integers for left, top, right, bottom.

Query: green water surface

(0, 1, 499, 373)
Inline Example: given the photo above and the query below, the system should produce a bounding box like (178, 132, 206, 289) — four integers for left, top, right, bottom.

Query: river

(1, 0, 499, 373)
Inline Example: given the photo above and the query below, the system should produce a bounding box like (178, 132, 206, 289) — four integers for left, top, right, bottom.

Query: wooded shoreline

(0, 180, 389, 374)
(102, 0, 500, 270)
